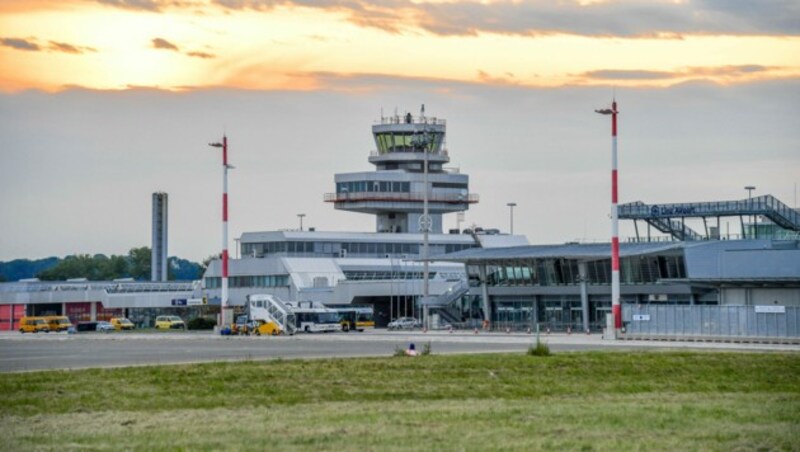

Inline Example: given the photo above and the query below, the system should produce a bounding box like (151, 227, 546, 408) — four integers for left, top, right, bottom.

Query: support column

(578, 261, 590, 332)
(479, 264, 491, 324)
(90, 302, 97, 322)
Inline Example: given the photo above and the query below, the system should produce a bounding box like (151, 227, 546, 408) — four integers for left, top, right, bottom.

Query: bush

(187, 317, 216, 330)
(527, 339, 551, 357)
(421, 342, 432, 356)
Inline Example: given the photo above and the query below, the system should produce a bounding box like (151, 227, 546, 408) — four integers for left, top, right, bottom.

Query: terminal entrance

(28, 303, 62, 317)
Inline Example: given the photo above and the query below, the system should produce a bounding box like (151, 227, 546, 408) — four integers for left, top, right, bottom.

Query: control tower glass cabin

(327, 111, 478, 234)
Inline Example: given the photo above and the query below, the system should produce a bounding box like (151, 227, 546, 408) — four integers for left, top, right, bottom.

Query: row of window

(375, 131, 444, 154)
(343, 271, 438, 281)
(205, 275, 289, 289)
(336, 181, 411, 194)
(472, 255, 686, 287)
(241, 241, 478, 258)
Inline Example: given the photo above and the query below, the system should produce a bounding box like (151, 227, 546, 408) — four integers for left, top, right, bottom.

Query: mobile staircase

(247, 294, 297, 335)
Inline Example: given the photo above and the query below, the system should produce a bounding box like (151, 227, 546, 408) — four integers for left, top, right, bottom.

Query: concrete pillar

(578, 261, 589, 332)
(479, 264, 491, 323)
(90, 301, 97, 322)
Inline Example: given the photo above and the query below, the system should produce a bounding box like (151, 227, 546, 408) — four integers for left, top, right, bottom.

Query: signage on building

(755, 305, 785, 314)
(171, 298, 187, 306)
(649, 205, 697, 217)
(632, 314, 651, 321)
(187, 298, 204, 306)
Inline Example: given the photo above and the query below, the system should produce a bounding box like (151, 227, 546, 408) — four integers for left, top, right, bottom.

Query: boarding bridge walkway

(619, 195, 800, 240)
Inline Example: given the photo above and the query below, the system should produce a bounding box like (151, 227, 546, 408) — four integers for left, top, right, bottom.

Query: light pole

(506, 202, 517, 234)
(421, 108, 431, 330)
(595, 100, 621, 333)
(208, 136, 234, 328)
(297, 213, 306, 231)
(745, 185, 756, 238)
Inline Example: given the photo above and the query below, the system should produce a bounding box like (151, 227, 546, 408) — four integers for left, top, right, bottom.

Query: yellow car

(155, 315, 186, 330)
(110, 317, 135, 331)
(45, 316, 72, 332)
(19, 316, 50, 333)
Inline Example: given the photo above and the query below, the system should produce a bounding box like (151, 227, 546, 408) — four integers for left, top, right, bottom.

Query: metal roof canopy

(619, 194, 800, 240)
(432, 241, 686, 263)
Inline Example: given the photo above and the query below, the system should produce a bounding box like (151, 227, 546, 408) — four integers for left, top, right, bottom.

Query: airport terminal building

(1, 111, 799, 336)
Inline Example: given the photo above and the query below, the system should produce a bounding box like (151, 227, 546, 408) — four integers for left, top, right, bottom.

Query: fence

(623, 304, 800, 339)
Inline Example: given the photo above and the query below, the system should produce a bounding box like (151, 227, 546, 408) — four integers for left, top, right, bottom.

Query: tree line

(0, 247, 207, 282)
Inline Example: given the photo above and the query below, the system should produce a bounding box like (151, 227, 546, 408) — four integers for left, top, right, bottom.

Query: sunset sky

(1, 1, 799, 262)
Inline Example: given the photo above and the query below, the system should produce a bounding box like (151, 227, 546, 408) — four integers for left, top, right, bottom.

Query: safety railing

(619, 195, 800, 232)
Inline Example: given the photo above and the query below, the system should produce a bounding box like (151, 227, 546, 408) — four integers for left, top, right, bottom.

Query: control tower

(325, 108, 478, 233)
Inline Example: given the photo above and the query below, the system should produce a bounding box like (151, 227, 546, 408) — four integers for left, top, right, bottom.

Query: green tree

(128, 247, 151, 280)
(38, 254, 100, 280)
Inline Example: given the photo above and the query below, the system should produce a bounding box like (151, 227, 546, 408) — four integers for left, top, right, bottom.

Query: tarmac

(1, 329, 797, 373)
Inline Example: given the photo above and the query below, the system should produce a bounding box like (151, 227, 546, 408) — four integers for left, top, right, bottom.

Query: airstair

(247, 294, 297, 335)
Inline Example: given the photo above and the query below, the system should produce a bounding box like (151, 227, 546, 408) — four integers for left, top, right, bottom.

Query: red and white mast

(596, 100, 621, 332)
(222, 135, 229, 327)
(209, 135, 232, 328)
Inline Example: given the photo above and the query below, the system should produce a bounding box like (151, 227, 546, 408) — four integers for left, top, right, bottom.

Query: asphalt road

(1, 330, 796, 373)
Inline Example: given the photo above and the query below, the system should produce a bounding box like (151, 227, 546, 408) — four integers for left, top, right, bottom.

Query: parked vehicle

(330, 306, 375, 332)
(96, 321, 115, 332)
(45, 316, 72, 332)
(155, 316, 186, 330)
(110, 317, 135, 331)
(76, 321, 98, 332)
(387, 317, 418, 330)
(293, 308, 343, 333)
(19, 317, 50, 333)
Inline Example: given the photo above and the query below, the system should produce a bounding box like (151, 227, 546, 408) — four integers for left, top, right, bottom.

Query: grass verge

(2, 351, 798, 450)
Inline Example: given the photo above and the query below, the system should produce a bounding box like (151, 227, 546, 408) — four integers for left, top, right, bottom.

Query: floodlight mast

(208, 136, 232, 328)
(595, 101, 622, 332)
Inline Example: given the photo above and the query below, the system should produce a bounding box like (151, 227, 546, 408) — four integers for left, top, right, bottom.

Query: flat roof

(240, 230, 480, 244)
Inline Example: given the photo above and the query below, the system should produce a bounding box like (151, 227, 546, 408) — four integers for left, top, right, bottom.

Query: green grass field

(2, 351, 798, 450)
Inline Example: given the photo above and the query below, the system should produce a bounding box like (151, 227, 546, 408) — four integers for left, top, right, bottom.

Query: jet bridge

(619, 194, 800, 241)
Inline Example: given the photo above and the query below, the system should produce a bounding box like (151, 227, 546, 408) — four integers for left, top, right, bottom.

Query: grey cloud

(584, 70, 676, 81)
(583, 65, 781, 81)
(187, 51, 215, 59)
(152, 37, 180, 51)
(49, 41, 97, 54)
(96, 0, 168, 11)
(1, 37, 41, 51)
(210, 0, 800, 37)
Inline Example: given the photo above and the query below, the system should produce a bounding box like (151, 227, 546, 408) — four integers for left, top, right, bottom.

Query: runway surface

(1, 330, 796, 373)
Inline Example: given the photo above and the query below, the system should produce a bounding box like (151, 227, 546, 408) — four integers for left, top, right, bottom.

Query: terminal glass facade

(478, 255, 686, 287)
